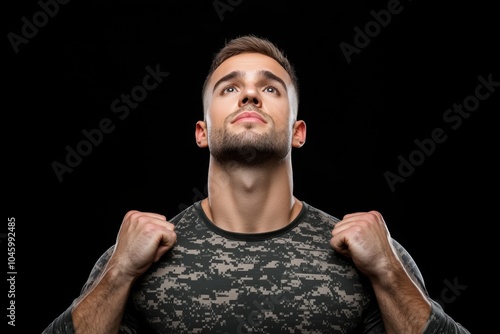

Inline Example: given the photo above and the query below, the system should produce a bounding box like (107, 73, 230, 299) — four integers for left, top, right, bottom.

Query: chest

(132, 233, 377, 333)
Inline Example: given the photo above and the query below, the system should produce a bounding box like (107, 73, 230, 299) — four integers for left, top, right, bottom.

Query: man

(43, 35, 470, 333)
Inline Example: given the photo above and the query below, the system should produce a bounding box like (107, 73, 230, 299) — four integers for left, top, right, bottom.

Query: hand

(330, 211, 398, 279)
(108, 210, 177, 280)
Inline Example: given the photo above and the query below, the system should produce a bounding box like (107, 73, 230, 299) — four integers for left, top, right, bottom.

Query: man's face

(200, 53, 299, 165)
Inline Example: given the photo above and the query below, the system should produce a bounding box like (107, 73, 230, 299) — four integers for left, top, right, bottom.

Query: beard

(208, 123, 291, 166)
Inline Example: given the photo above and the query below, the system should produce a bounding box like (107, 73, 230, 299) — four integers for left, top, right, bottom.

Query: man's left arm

(330, 211, 471, 334)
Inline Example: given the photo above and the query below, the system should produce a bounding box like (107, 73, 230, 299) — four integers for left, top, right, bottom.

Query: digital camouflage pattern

(42, 201, 470, 333)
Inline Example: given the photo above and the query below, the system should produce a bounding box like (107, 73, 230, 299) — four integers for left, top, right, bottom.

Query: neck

(201, 156, 302, 233)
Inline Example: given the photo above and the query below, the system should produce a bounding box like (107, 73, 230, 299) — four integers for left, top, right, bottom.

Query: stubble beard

(209, 123, 291, 167)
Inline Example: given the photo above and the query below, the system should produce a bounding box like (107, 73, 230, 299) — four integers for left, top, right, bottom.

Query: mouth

(231, 111, 267, 124)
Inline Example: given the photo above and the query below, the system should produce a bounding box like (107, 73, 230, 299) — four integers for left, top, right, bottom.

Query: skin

(71, 53, 431, 334)
(196, 53, 305, 233)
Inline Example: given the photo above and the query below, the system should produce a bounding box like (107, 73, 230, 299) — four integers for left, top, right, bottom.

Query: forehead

(208, 53, 292, 88)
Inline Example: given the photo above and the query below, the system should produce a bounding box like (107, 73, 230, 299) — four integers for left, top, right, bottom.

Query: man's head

(202, 35, 300, 119)
(197, 35, 305, 166)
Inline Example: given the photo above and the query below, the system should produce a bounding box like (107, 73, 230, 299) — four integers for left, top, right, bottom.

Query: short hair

(202, 35, 299, 116)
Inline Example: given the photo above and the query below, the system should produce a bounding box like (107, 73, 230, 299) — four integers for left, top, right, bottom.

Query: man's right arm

(70, 262, 136, 334)
(42, 210, 177, 334)
(41, 264, 135, 334)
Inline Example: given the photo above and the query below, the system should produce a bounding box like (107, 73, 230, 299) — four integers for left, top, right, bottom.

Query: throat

(201, 196, 302, 234)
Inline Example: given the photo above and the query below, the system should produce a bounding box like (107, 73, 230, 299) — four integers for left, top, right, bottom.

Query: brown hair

(202, 35, 299, 114)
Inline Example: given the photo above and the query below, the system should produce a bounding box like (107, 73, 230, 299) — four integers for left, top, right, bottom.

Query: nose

(239, 86, 261, 108)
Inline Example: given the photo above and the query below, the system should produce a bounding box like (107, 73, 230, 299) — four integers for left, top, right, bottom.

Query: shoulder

(168, 202, 200, 225)
(294, 202, 342, 237)
(302, 201, 341, 225)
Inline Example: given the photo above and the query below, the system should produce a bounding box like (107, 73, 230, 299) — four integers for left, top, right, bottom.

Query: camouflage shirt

(43, 201, 470, 333)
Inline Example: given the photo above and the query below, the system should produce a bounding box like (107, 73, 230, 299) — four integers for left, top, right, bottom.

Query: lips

(231, 111, 267, 124)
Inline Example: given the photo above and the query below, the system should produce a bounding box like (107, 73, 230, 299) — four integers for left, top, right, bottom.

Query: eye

(222, 85, 238, 94)
(264, 86, 280, 95)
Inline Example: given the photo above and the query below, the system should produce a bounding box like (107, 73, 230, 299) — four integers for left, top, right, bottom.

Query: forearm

(371, 267, 431, 334)
(71, 266, 134, 334)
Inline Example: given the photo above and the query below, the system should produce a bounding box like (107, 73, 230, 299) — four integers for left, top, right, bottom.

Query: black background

(5, 0, 498, 332)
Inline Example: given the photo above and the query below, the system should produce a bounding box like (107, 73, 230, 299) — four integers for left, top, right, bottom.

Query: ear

(195, 121, 208, 148)
(292, 120, 306, 148)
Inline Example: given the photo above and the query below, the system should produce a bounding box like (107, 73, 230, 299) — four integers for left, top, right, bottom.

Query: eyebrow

(212, 70, 288, 93)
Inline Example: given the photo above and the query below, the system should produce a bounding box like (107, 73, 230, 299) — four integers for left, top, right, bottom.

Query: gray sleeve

(392, 239, 471, 334)
(422, 300, 471, 334)
(41, 306, 75, 334)
(41, 246, 118, 334)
